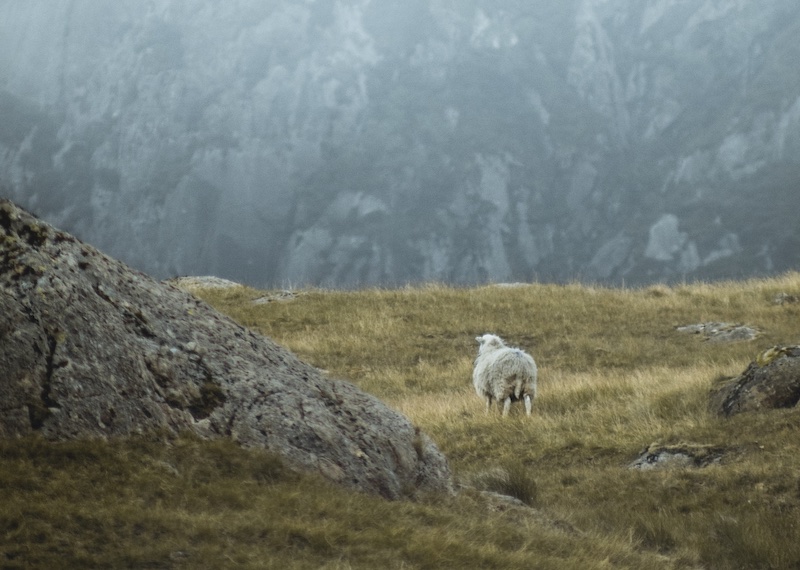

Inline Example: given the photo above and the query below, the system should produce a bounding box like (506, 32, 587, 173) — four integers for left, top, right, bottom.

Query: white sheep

(473, 334, 538, 416)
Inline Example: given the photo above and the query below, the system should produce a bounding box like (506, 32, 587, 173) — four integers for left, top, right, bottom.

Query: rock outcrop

(2, 2, 800, 287)
(709, 346, 800, 416)
(0, 199, 452, 499)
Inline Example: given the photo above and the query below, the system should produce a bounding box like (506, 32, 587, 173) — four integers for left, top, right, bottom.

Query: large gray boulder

(709, 346, 800, 416)
(0, 199, 451, 499)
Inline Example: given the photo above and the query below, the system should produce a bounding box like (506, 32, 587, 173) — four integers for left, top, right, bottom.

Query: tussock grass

(5, 272, 800, 567)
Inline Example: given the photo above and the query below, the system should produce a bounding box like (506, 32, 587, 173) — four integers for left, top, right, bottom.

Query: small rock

(773, 292, 800, 305)
(676, 322, 759, 343)
(252, 290, 300, 304)
(629, 443, 725, 470)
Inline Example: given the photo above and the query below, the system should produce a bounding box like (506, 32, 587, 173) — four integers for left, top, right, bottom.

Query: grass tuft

(469, 462, 540, 507)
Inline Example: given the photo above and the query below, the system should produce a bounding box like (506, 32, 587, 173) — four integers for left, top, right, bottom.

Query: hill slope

(4, 274, 800, 568)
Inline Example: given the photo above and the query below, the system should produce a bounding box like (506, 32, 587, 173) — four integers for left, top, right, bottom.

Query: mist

(1, 0, 799, 287)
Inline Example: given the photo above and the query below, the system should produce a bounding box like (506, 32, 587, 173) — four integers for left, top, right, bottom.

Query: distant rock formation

(2, 2, 800, 287)
(0, 199, 452, 499)
(710, 346, 800, 416)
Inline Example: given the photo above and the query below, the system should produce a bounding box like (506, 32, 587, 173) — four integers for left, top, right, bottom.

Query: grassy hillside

(4, 274, 800, 568)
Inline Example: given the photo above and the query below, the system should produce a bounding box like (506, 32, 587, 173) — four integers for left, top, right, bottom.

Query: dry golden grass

(4, 272, 800, 568)
(193, 272, 800, 568)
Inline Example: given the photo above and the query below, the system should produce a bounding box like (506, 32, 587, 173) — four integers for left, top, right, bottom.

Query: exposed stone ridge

(0, 199, 452, 499)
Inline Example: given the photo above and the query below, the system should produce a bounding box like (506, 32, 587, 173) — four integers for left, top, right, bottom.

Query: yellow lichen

(756, 346, 795, 367)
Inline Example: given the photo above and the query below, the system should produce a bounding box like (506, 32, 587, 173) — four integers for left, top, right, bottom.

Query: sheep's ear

(475, 336, 482, 343)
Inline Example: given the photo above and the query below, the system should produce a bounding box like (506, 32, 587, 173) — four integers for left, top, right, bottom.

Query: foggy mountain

(2, 0, 799, 287)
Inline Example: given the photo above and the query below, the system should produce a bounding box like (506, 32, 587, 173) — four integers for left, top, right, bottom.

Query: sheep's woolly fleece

(473, 334, 538, 416)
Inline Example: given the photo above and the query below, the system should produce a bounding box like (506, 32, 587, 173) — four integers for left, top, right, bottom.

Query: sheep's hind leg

(502, 397, 512, 416)
(485, 395, 493, 414)
(524, 394, 532, 416)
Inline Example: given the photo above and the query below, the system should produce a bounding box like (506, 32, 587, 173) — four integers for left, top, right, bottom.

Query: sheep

(473, 334, 537, 416)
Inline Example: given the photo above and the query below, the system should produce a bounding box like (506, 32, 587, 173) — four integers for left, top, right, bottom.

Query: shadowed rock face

(2, 2, 800, 287)
(709, 347, 800, 417)
(0, 199, 452, 499)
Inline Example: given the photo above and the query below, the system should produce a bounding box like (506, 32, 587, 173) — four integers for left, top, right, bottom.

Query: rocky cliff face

(0, 199, 452, 499)
(1, 0, 799, 286)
